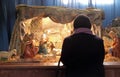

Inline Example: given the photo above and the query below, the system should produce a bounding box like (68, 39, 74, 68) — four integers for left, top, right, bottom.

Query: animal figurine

(0, 49, 17, 60)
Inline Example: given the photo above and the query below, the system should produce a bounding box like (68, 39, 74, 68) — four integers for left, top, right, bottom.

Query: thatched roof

(16, 4, 104, 25)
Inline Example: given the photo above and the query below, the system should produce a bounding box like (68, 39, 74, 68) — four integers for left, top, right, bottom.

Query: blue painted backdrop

(0, 0, 120, 50)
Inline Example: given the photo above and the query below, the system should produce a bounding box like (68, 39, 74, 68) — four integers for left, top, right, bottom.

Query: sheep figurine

(0, 49, 17, 60)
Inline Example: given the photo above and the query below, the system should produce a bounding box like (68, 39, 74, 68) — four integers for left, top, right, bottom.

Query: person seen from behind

(60, 14, 105, 77)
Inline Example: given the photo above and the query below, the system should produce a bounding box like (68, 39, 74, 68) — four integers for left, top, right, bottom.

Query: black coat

(60, 33, 105, 77)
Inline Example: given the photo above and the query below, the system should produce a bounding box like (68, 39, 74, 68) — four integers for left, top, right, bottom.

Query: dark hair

(73, 14, 91, 29)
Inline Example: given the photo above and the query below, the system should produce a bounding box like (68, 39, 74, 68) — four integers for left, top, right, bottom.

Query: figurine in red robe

(23, 33, 39, 58)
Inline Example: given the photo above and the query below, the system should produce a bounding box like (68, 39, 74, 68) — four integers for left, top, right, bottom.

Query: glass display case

(0, 5, 120, 77)
(0, 5, 104, 63)
(2, 5, 104, 63)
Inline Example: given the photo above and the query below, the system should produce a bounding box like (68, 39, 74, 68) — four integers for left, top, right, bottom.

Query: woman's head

(73, 14, 91, 29)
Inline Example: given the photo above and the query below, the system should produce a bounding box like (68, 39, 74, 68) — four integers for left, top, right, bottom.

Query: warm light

(43, 33, 47, 39)
(46, 30, 51, 34)
(92, 0, 114, 5)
